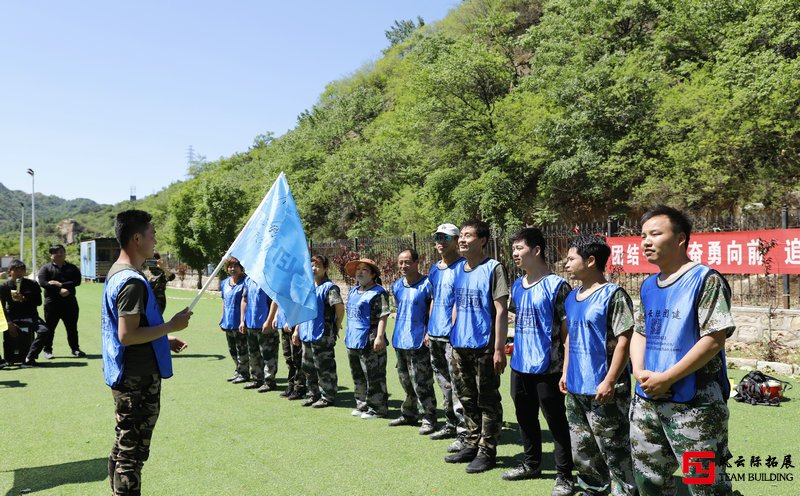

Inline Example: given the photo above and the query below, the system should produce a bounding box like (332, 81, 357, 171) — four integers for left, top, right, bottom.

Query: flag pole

(187, 173, 284, 311)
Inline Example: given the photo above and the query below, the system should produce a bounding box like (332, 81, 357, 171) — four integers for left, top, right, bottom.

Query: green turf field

(1, 283, 797, 495)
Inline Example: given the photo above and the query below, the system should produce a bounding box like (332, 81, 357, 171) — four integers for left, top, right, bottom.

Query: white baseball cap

(434, 223, 459, 236)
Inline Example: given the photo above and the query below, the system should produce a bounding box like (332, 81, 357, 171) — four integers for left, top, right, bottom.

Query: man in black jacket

(37, 244, 85, 358)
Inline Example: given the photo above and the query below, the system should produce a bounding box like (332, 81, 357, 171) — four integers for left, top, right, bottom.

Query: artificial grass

(1, 283, 797, 495)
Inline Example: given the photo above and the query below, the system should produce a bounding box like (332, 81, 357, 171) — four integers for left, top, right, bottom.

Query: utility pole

(18, 201, 24, 263)
(27, 168, 36, 275)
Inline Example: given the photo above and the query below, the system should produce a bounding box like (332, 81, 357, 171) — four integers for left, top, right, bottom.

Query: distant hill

(0, 183, 110, 235)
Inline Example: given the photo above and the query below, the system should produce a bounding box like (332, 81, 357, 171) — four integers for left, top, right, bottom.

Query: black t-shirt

(0, 279, 42, 322)
(107, 263, 158, 376)
(37, 261, 81, 302)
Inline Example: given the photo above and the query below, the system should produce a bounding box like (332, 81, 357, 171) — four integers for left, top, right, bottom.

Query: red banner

(607, 229, 800, 274)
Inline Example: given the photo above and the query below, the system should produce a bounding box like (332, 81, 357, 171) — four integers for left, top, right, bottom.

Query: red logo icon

(682, 451, 716, 485)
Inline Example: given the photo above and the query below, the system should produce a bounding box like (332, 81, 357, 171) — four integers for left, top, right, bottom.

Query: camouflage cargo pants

(429, 338, 466, 432)
(302, 332, 338, 403)
(630, 382, 732, 496)
(347, 345, 388, 415)
(566, 383, 636, 496)
(251, 328, 279, 386)
(224, 329, 249, 378)
(109, 373, 161, 496)
(396, 346, 437, 422)
(451, 346, 502, 454)
(281, 330, 305, 392)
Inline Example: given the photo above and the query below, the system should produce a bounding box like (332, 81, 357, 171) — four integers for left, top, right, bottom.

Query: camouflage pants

(224, 329, 249, 378)
(630, 383, 732, 496)
(396, 346, 437, 422)
(451, 346, 502, 454)
(347, 345, 388, 415)
(302, 332, 338, 402)
(566, 384, 636, 496)
(281, 330, 305, 392)
(429, 338, 465, 432)
(109, 373, 161, 496)
(250, 328, 279, 386)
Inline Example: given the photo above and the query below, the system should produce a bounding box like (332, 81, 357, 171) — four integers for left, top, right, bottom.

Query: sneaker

(72, 349, 87, 358)
(429, 425, 457, 440)
(444, 446, 478, 464)
(0, 359, 8, 369)
(419, 420, 437, 436)
(312, 399, 334, 408)
(360, 409, 385, 420)
(43, 351, 54, 360)
(231, 376, 250, 384)
(388, 416, 419, 427)
(257, 383, 276, 393)
(279, 386, 293, 398)
(551, 474, 574, 496)
(465, 449, 496, 474)
(502, 463, 542, 481)
(21, 360, 39, 368)
(447, 435, 467, 453)
(243, 381, 263, 390)
(302, 396, 321, 407)
(227, 373, 241, 382)
(351, 408, 366, 416)
(288, 389, 306, 400)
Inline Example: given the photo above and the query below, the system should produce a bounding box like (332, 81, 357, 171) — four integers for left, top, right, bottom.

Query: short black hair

(510, 227, 546, 260)
(115, 210, 152, 248)
(153, 252, 161, 260)
(461, 220, 490, 240)
(568, 235, 611, 272)
(49, 244, 66, 254)
(8, 259, 25, 271)
(400, 248, 419, 262)
(640, 205, 692, 248)
(226, 257, 243, 270)
(311, 254, 329, 268)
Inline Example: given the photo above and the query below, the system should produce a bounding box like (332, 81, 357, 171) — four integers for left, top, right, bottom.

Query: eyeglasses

(433, 234, 455, 242)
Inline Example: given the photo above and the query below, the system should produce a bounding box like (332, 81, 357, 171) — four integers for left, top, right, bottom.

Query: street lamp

(27, 168, 36, 275)
(18, 201, 24, 263)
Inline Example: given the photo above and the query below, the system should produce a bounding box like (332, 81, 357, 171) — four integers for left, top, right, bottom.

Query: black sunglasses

(433, 234, 455, 242)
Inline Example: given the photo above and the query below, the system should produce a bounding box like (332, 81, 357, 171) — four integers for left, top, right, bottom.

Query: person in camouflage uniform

(561, 235, 637, 496)
(631, 206, 734, 496)
(146, 252, 175, 316)
(239, 275, 279, 392)
(273, 303, 306, 399)
(220, 258, 249, 384)
(389, 249, 438, 434)
(292, 255, 344, 407)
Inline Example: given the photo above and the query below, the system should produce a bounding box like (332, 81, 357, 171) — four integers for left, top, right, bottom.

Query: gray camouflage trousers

(566, 382, 637, 496)
(396, 346, 437, 423)
(347, 345, 388, 415)
(248, 327, 279, 386)
(281, 330, 306, 392)
(630, 382, 732, 496)
(429, 337, 465, 432)
(302, 332, 338, 403)
(224, 329, 249, 378)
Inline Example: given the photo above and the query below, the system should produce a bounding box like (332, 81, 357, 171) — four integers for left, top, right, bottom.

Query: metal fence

(310, 207, 800, 308)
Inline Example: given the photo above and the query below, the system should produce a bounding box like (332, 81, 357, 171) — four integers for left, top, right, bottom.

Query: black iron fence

(310, 207, 800, 308)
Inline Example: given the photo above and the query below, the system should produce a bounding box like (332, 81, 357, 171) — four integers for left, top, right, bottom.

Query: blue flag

(228, 173, 316, 327)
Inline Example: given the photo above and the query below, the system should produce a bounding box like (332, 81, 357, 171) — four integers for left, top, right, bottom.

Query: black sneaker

(429, 425, 457, 440)
(302, 396, 321, 407)
(243, 381, 263, 390)
(502, 463, 542, 481)
(465, 450, 496, 474)
(551, 474, 574, 496)
(444, 446, 478, 464)
(388, 416, 419, 427)
(0, 359, 7, 369)
(72, 350, 87, 358)
(288, 389, 306, 400)
(279, 386, 293, 397)
(21, 359, 40, 368)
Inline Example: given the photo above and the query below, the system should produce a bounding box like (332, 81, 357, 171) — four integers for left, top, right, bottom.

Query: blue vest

(564, 284, 619, 394)
(392, 276, 433, 350)
(427, 258, 465, 338)
(510, 274, 565, 374)
(298, 279, 337, 342)
(635, 264, 729, 402)
(275, 307, 288, 330)
(219, 276, 245, 330)
(243, 276, 272, 329)
(451, 258, 500, 349)
(345, 285, 388, 349)
(101, 269, 173, 387)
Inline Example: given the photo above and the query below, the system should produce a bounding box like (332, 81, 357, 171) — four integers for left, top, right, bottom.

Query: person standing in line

(38, 244, 84, 358)
(273, 302, 306, 400)
(220, 257, 248, 384)
(389, 249, 438, 435)
(239, 274, 277, 392)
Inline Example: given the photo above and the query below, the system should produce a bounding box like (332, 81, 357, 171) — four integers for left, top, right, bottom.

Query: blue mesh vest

(635, 264, 729, 402)
(510, 274, 565, 374)
(564, 283, 619, 394)
(101, 269, 172, 387)
(219, 276, 245, 330)
(392, 276, 433, 350)
(451, 258, 500, 349)
(298, 279, 336, 342)
(427, 257, 465, 338)
(345, 285, 388, 349)
(243, 276, 272, 329)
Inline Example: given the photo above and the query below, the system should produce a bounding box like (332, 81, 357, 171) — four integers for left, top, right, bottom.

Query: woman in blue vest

(292, 254, 344, 408)
(220, 257, 248, 384)
(344, 258, 390, 419)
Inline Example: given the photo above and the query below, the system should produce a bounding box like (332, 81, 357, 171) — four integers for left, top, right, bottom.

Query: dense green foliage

(3, 0, 799, 266)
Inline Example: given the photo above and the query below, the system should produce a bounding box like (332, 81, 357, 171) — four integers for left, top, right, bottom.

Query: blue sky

(0, 1, 456, 204)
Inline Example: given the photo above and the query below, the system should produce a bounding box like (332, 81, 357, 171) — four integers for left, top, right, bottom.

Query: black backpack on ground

(734, 370, 792, 406)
